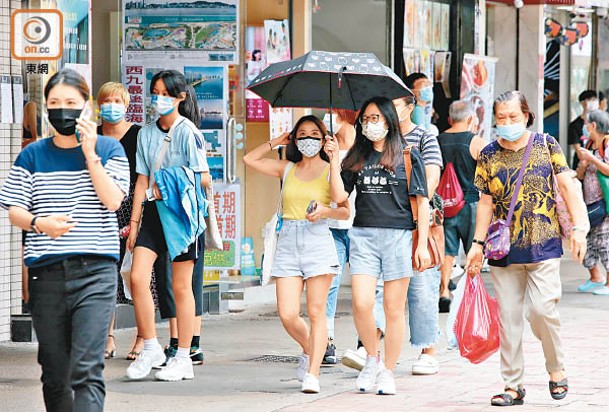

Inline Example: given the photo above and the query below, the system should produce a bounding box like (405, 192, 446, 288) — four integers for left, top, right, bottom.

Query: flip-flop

(125, 335, 143, 360)
(125, 350, 140, 361)
(549, 378, 568, 400)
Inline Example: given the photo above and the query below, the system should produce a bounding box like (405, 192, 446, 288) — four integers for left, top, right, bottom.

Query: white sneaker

(154, 356, 194, 381)
(356, 355, 380, 392)
(342, 346, 367, 371)
(297, 353, 309, 382)
(412, 353, 439, 375)
(377, 367, 396, 395)
(301, 373, 320, 393)
(125, 347, 165, 380)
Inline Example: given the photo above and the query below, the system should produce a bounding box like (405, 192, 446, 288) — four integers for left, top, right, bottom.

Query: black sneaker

(160, 344, 177, 367)
(322, 342, 337, 365)
(190, 346, 204, 365)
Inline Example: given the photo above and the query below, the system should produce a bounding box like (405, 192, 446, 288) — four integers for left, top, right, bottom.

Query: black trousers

(29, 256, 117, 412)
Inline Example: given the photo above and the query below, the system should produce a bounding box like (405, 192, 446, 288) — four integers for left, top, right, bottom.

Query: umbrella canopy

(247, 50, 413, 111)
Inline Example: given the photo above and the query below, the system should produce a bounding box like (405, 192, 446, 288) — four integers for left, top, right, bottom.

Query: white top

(329, 149, 356, 229)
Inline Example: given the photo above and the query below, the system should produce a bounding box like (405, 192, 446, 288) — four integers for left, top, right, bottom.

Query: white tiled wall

(0, 0, 28, 342)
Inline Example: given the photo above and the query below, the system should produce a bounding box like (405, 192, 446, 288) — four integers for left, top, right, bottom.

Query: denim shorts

(444, 202, 477, 256)
(272, 219, 340, 280)
(349, 226, 415, 281)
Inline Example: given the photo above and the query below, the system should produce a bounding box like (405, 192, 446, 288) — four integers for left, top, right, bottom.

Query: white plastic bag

(204, 185, 223, 251)
(446, 274, 467, 349)
(120, 250, 133, 300)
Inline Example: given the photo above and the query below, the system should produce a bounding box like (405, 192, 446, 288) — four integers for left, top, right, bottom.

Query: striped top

(0, 136, 130, 268)
(403, 125, 443, 168)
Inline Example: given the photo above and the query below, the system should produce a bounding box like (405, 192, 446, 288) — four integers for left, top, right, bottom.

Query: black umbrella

(247, 50, 413, 133)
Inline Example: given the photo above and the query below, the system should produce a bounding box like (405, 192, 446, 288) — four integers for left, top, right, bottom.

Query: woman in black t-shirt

(97, 82, 148, 360)
(326, 96, 430, 395)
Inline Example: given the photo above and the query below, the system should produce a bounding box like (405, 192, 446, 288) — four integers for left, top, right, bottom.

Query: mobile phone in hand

(75, 101, 92, 143)
(306, 200, 317, 215)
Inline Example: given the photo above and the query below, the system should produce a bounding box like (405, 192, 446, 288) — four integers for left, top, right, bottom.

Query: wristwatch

(472, 238, 485, 246)
(30, 216, 41, 234)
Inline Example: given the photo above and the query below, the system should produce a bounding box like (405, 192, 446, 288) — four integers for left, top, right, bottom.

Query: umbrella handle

(338, 66, 346, 89)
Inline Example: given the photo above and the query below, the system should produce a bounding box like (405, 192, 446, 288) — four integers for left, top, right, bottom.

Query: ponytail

(179, 84, 200, 126)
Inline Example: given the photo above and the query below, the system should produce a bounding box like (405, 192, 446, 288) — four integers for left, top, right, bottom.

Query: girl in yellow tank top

(243, 115, 349, 394)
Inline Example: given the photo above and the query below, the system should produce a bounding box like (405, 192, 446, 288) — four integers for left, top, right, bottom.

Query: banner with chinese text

(204, 183, 241, 270)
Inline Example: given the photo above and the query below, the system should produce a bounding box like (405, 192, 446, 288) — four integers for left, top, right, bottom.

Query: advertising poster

(245, 26, 270, 122)
(460, 54, 498, 141)
(440, 4, 450, 51)
(269, 107, 293, 138)
(264, 19, 291, 64)
(185, 66, 226, 130)
(123, 0, 238, 64)
(403, 0, 416, 48)
(434, 51, 452, 98)
(204, 183, 241, 270)
(422, 1, 432, 48)
(202, 129, 226, 181)
(264, 20, 292, 136)
(419, 49, 433, 80)
(123, 61, 228, 181)
(57, 0, 90, 66)
(403, 48, 420, 76)
(432, 2, 441, 50)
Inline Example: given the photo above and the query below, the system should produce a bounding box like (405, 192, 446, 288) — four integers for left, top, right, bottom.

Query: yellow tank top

(282, 164, 331, 220)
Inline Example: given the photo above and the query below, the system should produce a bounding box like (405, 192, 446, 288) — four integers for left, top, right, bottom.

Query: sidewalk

(1, 257, 608, 411)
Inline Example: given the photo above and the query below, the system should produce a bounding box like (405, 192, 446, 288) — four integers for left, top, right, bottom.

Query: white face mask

(362, 121, 388, 141)
(323, 113, 342, 135)
(586, 99, 599, 112)
(296, 137, 323, 157)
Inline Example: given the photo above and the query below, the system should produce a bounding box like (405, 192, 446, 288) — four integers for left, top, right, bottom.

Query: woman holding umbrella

(243, 115, 349, 394)
(326, 96, 430, 395)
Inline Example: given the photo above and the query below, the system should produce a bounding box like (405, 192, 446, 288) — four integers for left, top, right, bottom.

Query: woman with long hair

(243, 115, 349, 393)
(125, 70, 210, 382)
(326, 96, 431, 395)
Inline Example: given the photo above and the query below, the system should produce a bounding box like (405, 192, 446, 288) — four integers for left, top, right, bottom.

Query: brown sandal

(104, 335, 116, 359)
(125, 335, 143, 360)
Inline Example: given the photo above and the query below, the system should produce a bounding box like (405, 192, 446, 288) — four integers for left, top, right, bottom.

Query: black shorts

(135, 201, 197, 262)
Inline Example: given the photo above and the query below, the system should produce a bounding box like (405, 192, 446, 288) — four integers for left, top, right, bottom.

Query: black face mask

(47, 108, 82, 136)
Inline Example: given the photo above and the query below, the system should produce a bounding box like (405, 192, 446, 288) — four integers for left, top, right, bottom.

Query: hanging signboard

(204, 183, 241, 270)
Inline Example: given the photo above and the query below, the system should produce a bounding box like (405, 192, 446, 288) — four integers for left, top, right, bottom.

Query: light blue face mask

(419, 86, 434, 102)
(582, 125, 590, 139)
(496, 122, 527, 142)
(151, 94, 176, 116)
(100, 103, 126, 124)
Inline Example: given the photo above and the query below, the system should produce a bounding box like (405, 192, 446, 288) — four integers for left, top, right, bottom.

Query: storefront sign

(204, 183, 241, 270)
(460, 54, 498, 141)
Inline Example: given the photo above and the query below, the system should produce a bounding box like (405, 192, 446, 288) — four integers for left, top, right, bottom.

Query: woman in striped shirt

(0, 68, 130, 411)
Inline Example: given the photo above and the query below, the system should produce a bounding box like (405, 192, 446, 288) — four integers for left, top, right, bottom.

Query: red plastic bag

(454, 275, 500, 364)
(437, 162, 465, 218)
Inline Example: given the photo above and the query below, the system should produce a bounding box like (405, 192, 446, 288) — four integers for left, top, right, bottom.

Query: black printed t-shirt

(341, 149, 428, 230)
